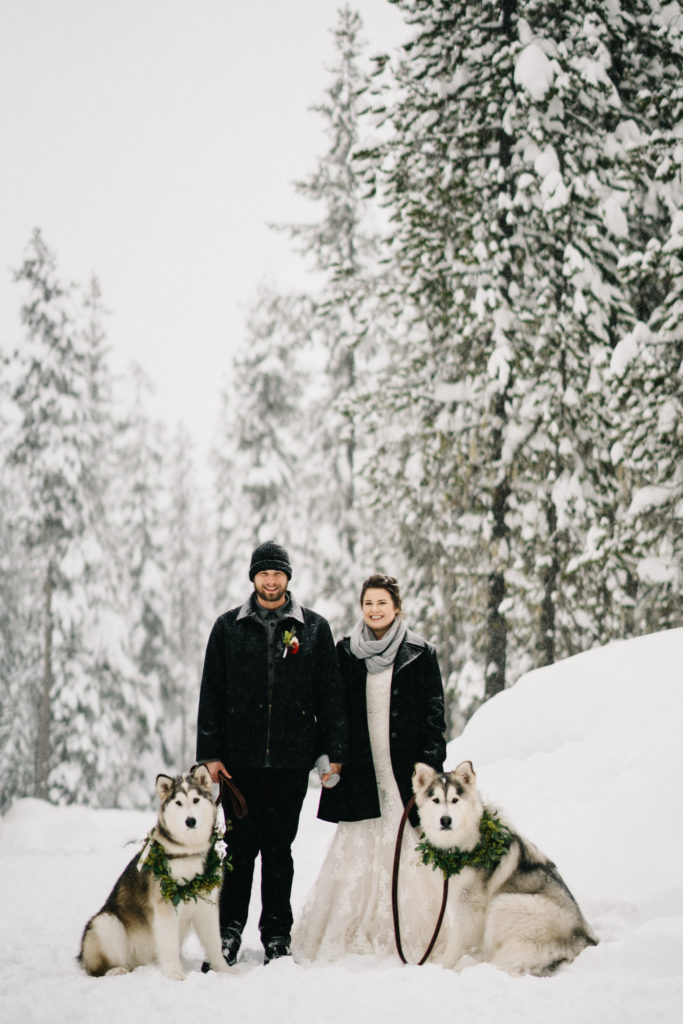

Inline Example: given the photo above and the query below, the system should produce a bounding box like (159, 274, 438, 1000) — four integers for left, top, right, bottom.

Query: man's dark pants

(220, 767, 310, 945)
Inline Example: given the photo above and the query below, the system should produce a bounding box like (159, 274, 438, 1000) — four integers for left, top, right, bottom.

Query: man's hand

(204, 760, 231, 784)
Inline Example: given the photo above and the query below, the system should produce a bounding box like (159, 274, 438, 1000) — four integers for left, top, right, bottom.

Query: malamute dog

(413, 761, 597, 976)
(79, 764, 231, 979)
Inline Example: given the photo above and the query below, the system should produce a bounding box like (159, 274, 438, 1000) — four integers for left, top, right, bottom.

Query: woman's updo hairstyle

(359, 574, 402, 614)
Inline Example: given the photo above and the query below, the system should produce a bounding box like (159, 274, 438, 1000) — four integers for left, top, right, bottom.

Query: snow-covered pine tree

(4, 230, 146, 802)
(107, 364, 167, 788)
(209, 380, 244, 612)
(3, 244, 159, 806)
(602, 128, 683, 634)
(0, 446, 38, 811)
(483, 3, 637, 665)
(163, 423, 207, 770)
(355, 0, 682, 723)
(354, 0, 526, 722)
(597, 5, 683, 635)
(274, 4, 384, 629)
(7, 230, 83, 798)
(6, 231, 93, 800)
(56, 276, 159, 806)
(504, 1, 683, 654)
(210, 287, 310, 611)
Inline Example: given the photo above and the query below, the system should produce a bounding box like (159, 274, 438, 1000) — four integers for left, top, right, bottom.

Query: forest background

(1, 1, 681, 811)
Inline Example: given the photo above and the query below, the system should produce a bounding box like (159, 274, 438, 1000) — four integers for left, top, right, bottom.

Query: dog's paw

(210, 959, 233, 974)
(104, 966, 129, 977)
(452, 954, 479, 974)
(160, 965, 186, 981)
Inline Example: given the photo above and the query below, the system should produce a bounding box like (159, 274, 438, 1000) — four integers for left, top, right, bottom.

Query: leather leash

(217, 770, 248, 820)
(392, 794, 449, 965)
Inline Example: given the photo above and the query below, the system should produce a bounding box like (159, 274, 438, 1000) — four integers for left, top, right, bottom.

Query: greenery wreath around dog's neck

(139, 824, 231, 907)
(416, 808, 514, 879)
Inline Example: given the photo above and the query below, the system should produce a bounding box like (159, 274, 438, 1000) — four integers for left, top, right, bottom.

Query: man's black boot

(201, 925, 242, 972)
(263, 936, 292, 964)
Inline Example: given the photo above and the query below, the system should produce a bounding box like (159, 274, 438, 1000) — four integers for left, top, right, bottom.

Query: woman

(292, 574, 448, 961)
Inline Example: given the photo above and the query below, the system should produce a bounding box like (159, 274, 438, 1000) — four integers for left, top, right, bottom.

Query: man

(196, 541, 348, 965)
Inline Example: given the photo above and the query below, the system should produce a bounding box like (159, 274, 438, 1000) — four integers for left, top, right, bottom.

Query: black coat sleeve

(312, 615, 349, 765)
(196, 617, 227, 764)
(419, 643, 447, 770)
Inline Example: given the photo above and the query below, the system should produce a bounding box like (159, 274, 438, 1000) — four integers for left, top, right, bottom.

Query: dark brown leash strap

(217, 770, 248, 819)
(392, 794, 449, 965)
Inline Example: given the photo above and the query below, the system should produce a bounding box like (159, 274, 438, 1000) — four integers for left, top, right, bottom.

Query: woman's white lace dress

(293, 667, 447, 961)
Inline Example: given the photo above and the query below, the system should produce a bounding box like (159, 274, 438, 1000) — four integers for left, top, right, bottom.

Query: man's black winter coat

(196, 593, 348, 772)
(318, 630, 446, 827)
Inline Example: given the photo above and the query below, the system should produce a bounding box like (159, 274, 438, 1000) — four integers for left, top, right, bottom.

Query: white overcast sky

(0, 0, 406, 458)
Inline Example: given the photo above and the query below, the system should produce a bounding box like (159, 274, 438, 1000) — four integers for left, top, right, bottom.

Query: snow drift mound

(446, 628, 682, 906)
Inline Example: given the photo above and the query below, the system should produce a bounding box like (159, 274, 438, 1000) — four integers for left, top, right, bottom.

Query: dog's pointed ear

(454, 761, 476, 786)
(190, 763, 212, 792)
(156, 774, 175, 801)
(412, 762, 435, 794)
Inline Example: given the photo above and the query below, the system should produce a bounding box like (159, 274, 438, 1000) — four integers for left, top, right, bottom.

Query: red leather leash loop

(392, 794, 448, 965)
(217, 770, 248, 819)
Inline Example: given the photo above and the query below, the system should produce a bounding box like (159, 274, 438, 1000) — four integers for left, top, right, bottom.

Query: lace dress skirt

(293, 667, 446, 961)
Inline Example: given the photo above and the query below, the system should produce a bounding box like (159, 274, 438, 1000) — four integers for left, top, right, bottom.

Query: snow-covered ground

(1, 628, 681, 1023)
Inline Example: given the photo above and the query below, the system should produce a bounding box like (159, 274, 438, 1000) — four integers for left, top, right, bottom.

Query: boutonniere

(282, 628, 300, 658)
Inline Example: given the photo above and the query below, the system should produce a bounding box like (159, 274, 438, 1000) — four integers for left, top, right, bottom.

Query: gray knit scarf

(349, 615, 407, 674)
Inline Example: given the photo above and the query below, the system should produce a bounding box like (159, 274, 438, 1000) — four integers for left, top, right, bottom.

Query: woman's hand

(322, 762, 342, 786)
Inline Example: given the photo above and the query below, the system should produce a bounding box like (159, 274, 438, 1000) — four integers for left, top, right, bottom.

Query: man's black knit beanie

(249, 541, 293, 581)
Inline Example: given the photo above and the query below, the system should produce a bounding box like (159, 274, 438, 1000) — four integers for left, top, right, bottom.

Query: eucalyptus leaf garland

(416, 809, 514, 879)
(140, 827, 231, 908)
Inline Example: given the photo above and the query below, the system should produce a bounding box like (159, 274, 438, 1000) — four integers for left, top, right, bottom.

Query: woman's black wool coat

(319, 629, 447, 828)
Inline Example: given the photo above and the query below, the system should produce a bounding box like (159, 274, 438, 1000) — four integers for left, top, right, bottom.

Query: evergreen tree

(2, 230, 149, 802)
(356, 0, 682, 722)
(2, 238, 159, 805)
(356, 0, 526, 715)
(504, 0, 683, 659)
(0, 453, 38, 811)
(603, 206, 683, 634)
(111, 365, 167, 776)
(69, 286, 157, 806)
(274, 4, 389, 629)
(593, 6, 683, 635)
(7, 229, 96, 799)
(209, 379, 244, 612)
(210, 288, 309, 610)
(163, 423, 207, 769)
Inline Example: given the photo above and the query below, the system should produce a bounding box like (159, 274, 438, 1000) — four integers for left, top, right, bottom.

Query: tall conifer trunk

(36, 558, 54, 800)
(484, 0, 517, 699)
(485, 468, 510, 700)
(538, 502, 558, 666)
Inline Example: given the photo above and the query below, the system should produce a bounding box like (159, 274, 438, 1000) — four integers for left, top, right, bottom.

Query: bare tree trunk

(484, 0, 517, 700)
(538, 501, 558, 666)
(35, 559, 54, 800)
(485, 569, 507, 700)
(485, 408, 510, 701)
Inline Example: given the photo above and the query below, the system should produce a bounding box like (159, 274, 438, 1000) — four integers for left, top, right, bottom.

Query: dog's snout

(185, 817, 197, 829)
(440, 815, 452, 829)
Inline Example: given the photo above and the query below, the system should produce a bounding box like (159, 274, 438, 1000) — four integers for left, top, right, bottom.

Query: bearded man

(196, 541, 348, 965)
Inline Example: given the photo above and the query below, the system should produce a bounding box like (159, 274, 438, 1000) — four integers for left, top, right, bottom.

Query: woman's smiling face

(361, 588, 398, 640)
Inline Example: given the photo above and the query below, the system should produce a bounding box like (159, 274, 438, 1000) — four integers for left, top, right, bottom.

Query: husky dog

(79, 764, 231, 979)
(412, 761, 597, 976)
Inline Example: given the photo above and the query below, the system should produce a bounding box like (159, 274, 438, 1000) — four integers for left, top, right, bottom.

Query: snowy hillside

(1, 628, 681, 1024)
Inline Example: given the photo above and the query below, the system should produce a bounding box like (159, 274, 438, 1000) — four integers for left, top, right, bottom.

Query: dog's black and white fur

(413, 761, 598, 976)
(79, 764, 230, 979)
